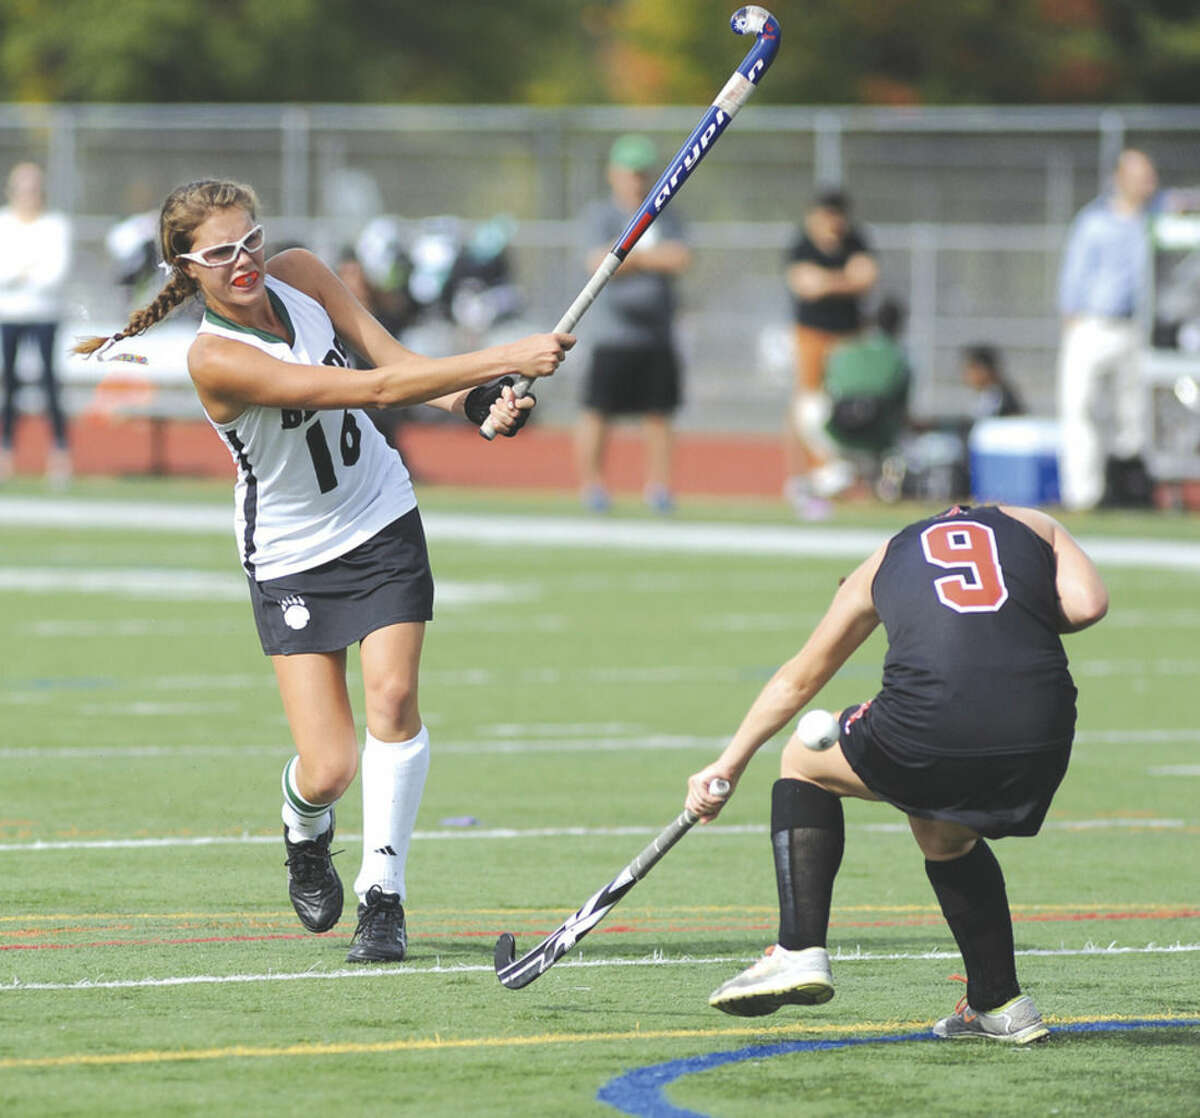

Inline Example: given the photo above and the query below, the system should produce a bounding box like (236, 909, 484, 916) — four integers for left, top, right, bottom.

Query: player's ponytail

(73, 178, 260, 358)
(72, 268, 199, 357)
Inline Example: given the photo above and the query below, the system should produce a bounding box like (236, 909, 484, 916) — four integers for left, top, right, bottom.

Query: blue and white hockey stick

(479, 6, 781, 438)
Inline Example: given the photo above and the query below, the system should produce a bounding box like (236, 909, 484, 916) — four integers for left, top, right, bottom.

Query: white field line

(0, 826, 759, 853)
(0, 567, 247, 600)
(3, 496, 1200, 570)
(4, 942, 1198, 994)
(0, 727, 1197, 759)
(0, 745, 291, 759)
(2, 733, 1197, 760)
(20, 616, 568, 638)
(1106, 608, 1200, 627)
(25, 619, 246, 638)
(0, 816, 1190, 854)
(1074, 659, 1200, 677)
(4, 662, 1196, 694)
(0, 497, 228, 534)
(1076, 729, 1200, 744)
(0, 735, 731, 759)
(491, 721, 644, 737)
(0, 566, 519, 606)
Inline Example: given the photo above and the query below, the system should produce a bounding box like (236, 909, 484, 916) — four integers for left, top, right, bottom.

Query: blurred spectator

(1056, 148, 1158, 510)
(961, 343, 1025, 422)
(0, 162, 72, 484)
(445, 215, 525, 343)
(351, 221, 416, 340)
(816, 297, 911, 497)
(574, 134, 692, 514)
(875, 341, 1025, 507)
(954, 343, 1027, 499)
(783, 188, 878, 519)
(105, 179, 167, 313)
(106, 209, 163, 311)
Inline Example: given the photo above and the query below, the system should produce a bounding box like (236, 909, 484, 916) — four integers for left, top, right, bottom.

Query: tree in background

(0, 0, 593, 103)
(595, 0, 1200, 106)
(1085, 0, 1200, 103)
(1, 0, 1198, 105)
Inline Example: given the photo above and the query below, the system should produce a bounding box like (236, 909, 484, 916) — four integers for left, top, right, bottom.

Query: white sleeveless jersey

(198, 276, 417, 581)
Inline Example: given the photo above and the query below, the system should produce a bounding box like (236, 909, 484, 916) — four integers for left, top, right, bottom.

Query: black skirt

(247, 508, 434, 655)
(839, 703, 1072, 839)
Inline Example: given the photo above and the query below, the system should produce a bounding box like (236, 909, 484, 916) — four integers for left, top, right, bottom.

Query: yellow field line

(1, 1013, 1195, 1071)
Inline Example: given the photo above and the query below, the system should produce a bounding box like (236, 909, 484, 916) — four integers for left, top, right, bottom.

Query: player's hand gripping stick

(479, 6, 781, 438)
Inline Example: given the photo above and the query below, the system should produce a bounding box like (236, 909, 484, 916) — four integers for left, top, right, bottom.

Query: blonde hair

(73, 178, 260, 357)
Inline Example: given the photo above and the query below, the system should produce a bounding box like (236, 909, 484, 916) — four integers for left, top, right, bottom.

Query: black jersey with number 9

(868, 505, 1076, 758)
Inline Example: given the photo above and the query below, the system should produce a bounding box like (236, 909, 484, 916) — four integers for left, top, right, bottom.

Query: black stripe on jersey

(222, 427, 259, 576)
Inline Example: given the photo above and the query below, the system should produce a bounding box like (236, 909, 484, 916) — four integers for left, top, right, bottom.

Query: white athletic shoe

(709, 944, 834, 1016)
(933, 993, 1049, 1044)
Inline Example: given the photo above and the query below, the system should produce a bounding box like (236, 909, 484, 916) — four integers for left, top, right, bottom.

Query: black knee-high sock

(924, 840, 1019, 1012)
(771, 778, 844, 950)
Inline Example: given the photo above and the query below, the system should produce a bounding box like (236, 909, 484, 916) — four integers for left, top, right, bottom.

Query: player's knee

(302, 752, 359, 803)
(910, 817, 978, 861)
(921, 838, 977, 862)
(366, 676, 420, 739)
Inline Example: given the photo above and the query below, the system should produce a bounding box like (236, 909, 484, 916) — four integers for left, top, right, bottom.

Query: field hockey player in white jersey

(75, 179, 573, 961)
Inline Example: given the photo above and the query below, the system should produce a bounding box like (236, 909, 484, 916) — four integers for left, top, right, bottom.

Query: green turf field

(1, 479, 1197, 1116)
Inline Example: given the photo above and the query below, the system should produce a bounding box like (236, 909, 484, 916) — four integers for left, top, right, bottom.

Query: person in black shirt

(685, 504, 1108, 1042)
(783, 189, 877, 518)
(575, 134, 692, 515)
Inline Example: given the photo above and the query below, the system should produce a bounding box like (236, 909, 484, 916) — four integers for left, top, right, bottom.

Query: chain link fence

(4, 102, 1199, 431)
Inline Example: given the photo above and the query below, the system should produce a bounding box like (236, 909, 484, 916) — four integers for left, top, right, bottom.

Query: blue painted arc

(596, 1019, 1200, 1118)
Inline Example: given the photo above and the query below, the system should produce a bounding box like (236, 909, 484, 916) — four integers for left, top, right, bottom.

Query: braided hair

(74, 178, 260, 357)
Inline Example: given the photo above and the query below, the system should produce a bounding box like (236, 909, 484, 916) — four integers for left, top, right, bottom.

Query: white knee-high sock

(281, 756, 334, 843)
(353, 725, 430, 903)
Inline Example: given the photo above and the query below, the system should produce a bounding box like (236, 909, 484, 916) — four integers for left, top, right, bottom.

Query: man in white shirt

(1055, 149, 1158, 510)
(0, 162, 72, 483)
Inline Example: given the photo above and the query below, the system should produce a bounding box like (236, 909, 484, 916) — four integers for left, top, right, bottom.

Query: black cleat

(283, 810, 344, 934)
(346, 884, 407, 963)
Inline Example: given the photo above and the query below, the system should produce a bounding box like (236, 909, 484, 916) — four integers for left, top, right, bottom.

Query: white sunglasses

(176, 224, 265, 267)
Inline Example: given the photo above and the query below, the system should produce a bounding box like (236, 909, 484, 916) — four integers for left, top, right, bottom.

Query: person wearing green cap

(574, 133, 692, 514)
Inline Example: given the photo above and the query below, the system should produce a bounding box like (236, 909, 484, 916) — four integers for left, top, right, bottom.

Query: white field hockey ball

(797, 708, 840, 751)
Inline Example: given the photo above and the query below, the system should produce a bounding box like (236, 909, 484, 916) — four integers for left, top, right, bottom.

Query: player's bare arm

(266, 246, 573, 417)
(187, 333, 534, 424)
(273, 246, 576, 387)
(269, 247, 407, 368)
(190, 269, 572, 425)
(686, 544, 885, 820)
(998, 505, 1109, 632)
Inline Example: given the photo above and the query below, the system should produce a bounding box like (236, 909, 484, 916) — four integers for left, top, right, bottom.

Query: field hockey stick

(493, 778, 730, 989)
(479, 5, 781, 438)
